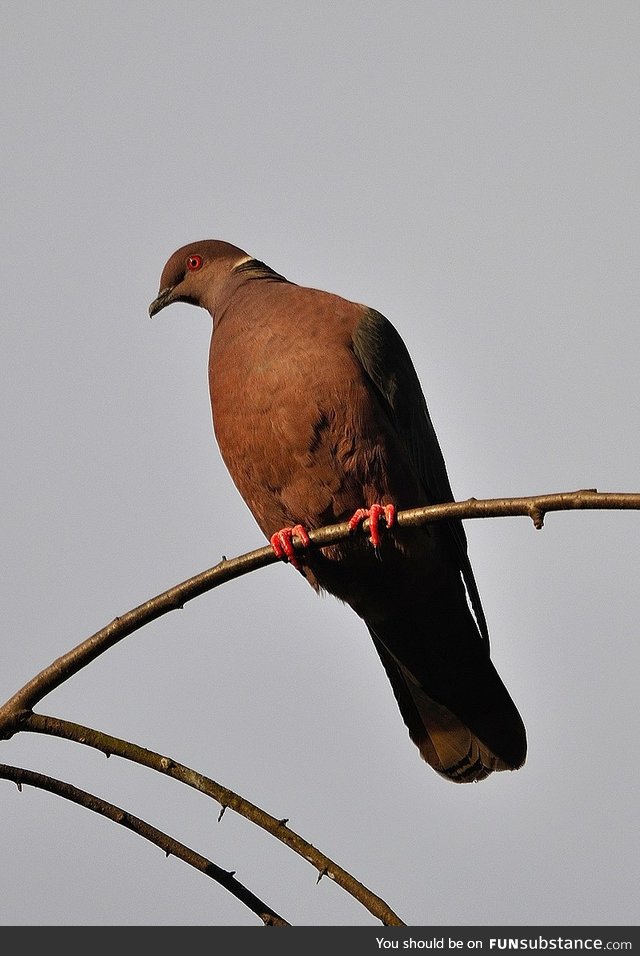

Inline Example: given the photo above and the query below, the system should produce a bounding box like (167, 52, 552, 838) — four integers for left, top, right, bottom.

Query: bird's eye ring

(186, 254, 203, 271)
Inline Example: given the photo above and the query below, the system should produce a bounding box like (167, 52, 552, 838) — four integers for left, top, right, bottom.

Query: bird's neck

(208, 260, 291, 330)
(231, 257, 289, 284)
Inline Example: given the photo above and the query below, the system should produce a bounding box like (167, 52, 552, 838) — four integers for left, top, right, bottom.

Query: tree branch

(1, 489, 638, 737)
(2, 488, 637, 925)
(21, 712, 404, 926)
(0, 763, 289, 925)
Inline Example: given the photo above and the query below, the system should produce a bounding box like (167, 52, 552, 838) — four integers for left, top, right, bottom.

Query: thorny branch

(0, 763, 289, 926)
(2, 489, 637, 734)
(1, 489, 638, 924)
(20, 712, 404, 926)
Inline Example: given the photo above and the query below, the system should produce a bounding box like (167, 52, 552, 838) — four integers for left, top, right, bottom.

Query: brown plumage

(150, 240, 527, 782)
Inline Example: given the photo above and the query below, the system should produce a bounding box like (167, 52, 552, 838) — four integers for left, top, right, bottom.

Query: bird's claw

(348, 503, 396, 548)
(270, 524, 311, 570)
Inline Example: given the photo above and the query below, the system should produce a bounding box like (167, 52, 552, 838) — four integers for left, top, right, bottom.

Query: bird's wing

(351, 307, 489, 647)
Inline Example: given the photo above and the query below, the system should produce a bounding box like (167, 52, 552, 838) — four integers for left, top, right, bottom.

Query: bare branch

(22, 712, 405, 926)
(394, 488, 640, 531)
(1, 489, 638, 736)
(2, 488, 636, 925)
(0, 763, 289, 926)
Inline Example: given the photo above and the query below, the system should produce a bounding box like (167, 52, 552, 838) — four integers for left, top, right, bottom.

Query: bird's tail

(367, 614, 527, 783)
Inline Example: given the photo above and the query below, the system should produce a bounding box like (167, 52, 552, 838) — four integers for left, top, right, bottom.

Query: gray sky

(1, 0, 638, 927)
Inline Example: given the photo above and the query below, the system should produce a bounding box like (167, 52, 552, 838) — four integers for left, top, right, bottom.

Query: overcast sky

(1, 1, 638, 928)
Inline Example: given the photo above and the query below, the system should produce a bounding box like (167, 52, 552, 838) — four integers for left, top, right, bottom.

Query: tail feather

(369, 624, 526, 783)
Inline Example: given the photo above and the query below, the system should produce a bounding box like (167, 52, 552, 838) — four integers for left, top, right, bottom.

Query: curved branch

(1, 489, 638, 735)
(22, 712, 405, 926)
(0, 763, 289, 926)
(2, 488, 636, 926)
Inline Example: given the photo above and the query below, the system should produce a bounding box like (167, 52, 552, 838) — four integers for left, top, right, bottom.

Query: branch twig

(2, 488, 637, 924)
(1, 489, 637, 736)
(21, 713, 404, 926)
(0, 763, 289, 925)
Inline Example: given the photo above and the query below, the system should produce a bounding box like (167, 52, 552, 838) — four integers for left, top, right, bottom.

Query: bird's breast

(208, 312, 353, 530)
(207, 300, 413, 539)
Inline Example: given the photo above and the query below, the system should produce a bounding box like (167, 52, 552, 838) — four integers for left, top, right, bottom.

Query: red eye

(186, 254, 203, 271)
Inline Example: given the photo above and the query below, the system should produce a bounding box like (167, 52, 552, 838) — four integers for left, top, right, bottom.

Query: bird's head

(149, 240, 252, 317)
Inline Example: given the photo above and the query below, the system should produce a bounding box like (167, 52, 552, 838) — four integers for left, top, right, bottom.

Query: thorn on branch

(218, 805, 227, 822)
(104, 751, 111, 758)
(529, 506, 545, 530)
(16, 780, 22, 793)
(278, 818, 289, 827)
(316, 867, 327, 884)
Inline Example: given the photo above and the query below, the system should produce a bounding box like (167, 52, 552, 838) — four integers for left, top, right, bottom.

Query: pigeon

(150, 240, 526, 782)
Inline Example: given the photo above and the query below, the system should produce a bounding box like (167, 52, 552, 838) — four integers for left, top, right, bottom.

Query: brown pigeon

(150, 240, 527, 782)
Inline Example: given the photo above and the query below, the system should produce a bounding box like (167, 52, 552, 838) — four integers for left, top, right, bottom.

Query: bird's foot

(270, 524, 311, 571)
(348, 503, 396, 548)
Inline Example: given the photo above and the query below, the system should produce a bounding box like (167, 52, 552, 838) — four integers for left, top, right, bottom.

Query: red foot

(348, 503, 396, 548)
(270, 524, 311, 571)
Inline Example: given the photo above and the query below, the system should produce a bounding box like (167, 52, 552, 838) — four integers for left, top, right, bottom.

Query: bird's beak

(148, 286, 175, 318)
